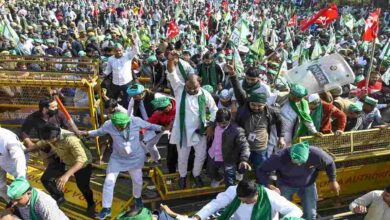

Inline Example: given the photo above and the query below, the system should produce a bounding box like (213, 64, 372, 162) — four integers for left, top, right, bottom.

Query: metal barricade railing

(0, 56, 105, 160)
(298, 128, 390, 156)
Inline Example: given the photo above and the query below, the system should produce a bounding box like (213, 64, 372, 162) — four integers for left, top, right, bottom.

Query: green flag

(0, 21, 19, 43)
(343, 14, 355, 32)
(250, 36, 265, 58)
(380, 40, 390, 60)
(269, 29, 279, 50)
(285, 27, 293, 49)
(230, 17, 250, 47)
(355, 18, 365, 27)
(311, 40, 323, 60)
(233, 48, 244, 77)
(326, 28, 336, 54)
(175, 3, 182, 19)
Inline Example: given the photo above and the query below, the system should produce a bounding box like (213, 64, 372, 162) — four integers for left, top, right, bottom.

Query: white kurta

(349, 190, 390, 220)
(0, 128, 27, 178)
(167, 68, 218, 148)
(196, 185, 303, 220)
(88, 117, 162, 172)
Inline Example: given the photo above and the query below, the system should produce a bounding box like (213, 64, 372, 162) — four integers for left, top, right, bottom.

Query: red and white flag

(288, 15, 297, 27)
(300, 3, 338, 31)
(167, 19, 180, 40)
(362, 8, 381, 42)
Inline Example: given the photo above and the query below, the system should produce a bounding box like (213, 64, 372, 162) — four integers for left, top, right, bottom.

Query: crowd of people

(0, 0, 389, 219)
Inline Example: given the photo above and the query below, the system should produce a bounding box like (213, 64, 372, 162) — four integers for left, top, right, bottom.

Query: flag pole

(365, 39, 376, 91)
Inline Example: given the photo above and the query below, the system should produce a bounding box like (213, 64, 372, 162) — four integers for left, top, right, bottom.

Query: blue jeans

(249, 150, 268, 169)
(280, 183, 318, 220)
(206, 156, 236, 188)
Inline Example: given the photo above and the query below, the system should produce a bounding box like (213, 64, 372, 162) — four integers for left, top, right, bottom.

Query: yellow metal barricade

(0, 55, 105, 160)
(298, 128, 390, 157)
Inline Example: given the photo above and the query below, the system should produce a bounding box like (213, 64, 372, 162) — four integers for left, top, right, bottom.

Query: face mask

(47, 109, 58, 117)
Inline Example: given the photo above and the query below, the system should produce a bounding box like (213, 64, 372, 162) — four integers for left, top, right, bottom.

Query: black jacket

(220, 122, 250, 165)
(230, 75, 285, 138)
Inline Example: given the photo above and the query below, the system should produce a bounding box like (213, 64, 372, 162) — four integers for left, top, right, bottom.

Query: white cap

(307, 93, 320, 103)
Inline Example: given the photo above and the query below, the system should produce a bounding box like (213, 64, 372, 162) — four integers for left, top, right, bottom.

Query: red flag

(206, 3, 213, 17)
(288, 15, 297, 27)
(362, 8, 381, 42)
(222, 0, 228, 12)
(167, 19, 179, 40)
(300, 3, 338, 31)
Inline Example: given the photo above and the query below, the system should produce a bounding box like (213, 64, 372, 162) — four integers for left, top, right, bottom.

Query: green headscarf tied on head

(290, 83, 308, 98)
(111, 112, 131, 126)
(248, 92, 267, 104)
(7, 177, 30, 200)
(202, 85, 214, 94)
(290, 141, 310, 164)
(8, 177, 39, 220)
(146, 55, 157, 63)
(348, 103, 362, 113)
(114, 43, 123, 49)
(151, 97, 171, 110)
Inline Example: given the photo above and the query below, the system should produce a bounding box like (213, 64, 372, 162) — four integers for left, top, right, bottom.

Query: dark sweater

(256, 146, 336, 188)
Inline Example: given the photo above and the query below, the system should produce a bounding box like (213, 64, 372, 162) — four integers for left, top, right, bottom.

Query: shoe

(86, 203, 96, 218)
(56, 197, 66, 206)
(97, 208, 111, 220)
(210, 179, 220, 188)
(178, 177, 186, 189)
(194, 176, 204, 188)
(134, 197, 144, 209)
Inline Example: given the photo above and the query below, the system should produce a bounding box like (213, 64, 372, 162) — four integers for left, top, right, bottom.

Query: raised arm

(225, 64, 247, 106)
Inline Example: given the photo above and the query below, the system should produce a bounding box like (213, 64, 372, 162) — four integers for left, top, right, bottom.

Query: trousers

(102, 168, 143, 208)
(41, 158, 94, 206)
(177, 137, 207, 177)
(280, 183, 318, 220)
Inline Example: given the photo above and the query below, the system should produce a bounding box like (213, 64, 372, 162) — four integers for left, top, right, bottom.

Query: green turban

(114, 43, 123, 49)
(290, 83, 308, 98)
(290, 141, 310, 164)
(152, 97, 171, 110)
(7, 177, 30, 200)
(78, 51, 87, 57)
(111, 112, 131, 126)
(202, 85, 214, 94)
(364, 96, 378, 106)
(127, 84, 145, 96)
(348, 103, 362, 113)
(248, 92, 267, 104)
(146, 55, 157, 63)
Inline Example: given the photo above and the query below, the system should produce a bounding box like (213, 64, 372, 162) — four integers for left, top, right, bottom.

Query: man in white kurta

(194, 182, 303, 220)
(0, 128, 27, 201)
(167, 53, 217, 189)
(84, 112, 163, 219)
(349, 188, 390, 220)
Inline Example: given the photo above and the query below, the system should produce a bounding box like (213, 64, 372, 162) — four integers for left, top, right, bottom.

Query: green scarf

(289, 98, 313, 139)
(178, 61, 187, 80)
(242, 80, 261, 95)
(310, 101, 323, 132)
(30, 188, 39, 220)
(200, 62, 217, 88)
(218, 185, 272, 220)
(179, 89, 206, 147)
